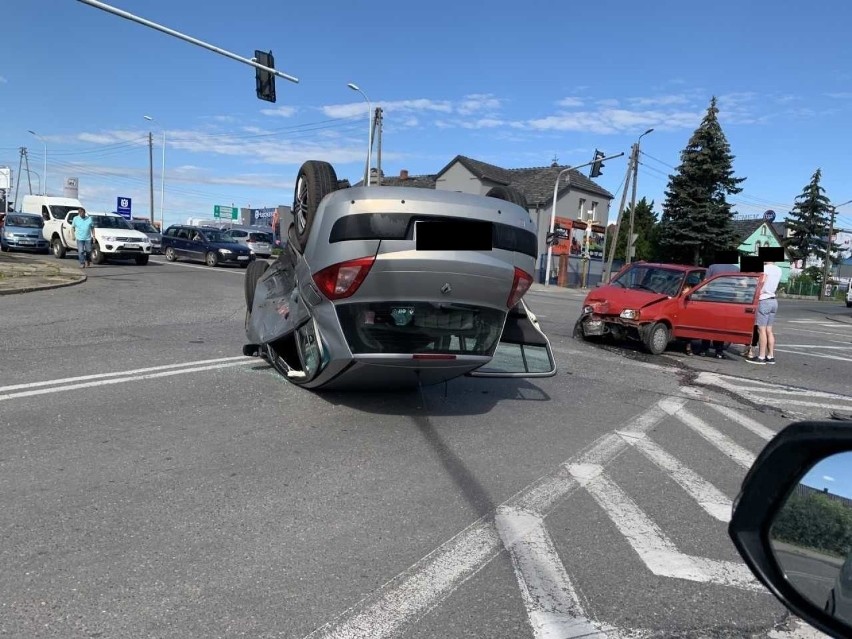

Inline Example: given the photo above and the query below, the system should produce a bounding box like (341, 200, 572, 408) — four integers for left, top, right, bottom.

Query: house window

(591, 201, 598, 221)
(754, 240, 762, 254)
(761, 225, 768, 236)
(577, 198, 586, 218)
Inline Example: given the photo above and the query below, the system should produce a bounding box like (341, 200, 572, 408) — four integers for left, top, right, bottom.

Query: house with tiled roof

(730, 216, 792, 282)
(433, 155, 614, 266)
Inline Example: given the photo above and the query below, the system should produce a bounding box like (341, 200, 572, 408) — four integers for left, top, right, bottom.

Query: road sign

(763, 210, 776, 222)
(117, 197, 132, 219)
(214, 205, 239, 221)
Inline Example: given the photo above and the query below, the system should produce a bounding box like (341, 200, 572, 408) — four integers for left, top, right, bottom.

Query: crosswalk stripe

(672, 407, 756, 468)
(774, 348, 852, 362)
(617, 431, 732, 522)
(568, 464, 761, 591)
(707, 404, 776, 441)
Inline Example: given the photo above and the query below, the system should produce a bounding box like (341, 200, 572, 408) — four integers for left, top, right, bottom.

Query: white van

(21, 195, 85, 222)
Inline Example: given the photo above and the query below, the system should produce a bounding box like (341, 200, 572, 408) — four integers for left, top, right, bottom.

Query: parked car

(243, 160, 555, 390)
(161, 225, 254, 267)
(223, 227, 274, 258)
(129, 220, 163, 254)
(846, 285, 852, 308)
(0, 213, 49, 253)
(575, 261, 764, 354)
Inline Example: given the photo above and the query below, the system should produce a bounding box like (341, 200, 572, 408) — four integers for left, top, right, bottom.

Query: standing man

(71, 208, 94, 268)
(746, 260, 782, 365)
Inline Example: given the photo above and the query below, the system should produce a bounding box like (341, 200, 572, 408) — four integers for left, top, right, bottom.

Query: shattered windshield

(611, 264, 686, 296)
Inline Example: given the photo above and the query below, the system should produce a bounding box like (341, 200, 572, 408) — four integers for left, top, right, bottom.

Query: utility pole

(15, 148, 25, 208)
(819, 199, 852, 300)
(627, 128, 653, 264)
(148, 131, 155, 221)
(603, 147, 635, 282)
(375, 108, 383, 186)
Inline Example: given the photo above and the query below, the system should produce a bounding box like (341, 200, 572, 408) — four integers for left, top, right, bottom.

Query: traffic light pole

(603, 147, 635, 283)
(543, 152, 623, 287)
(627, 143, 640, 263)
(76, 0, 299, 84)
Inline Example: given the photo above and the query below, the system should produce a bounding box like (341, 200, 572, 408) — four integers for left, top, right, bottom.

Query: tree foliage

(772, 491, 852, 557)
(785, 169, 834, 264)
(658, 97, 746, 265)
(606, 198, 658, 261)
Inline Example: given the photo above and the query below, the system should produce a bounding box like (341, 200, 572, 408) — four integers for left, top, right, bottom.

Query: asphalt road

(1, 255, 849, 638)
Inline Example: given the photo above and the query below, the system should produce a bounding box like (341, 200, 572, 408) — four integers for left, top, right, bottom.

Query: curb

(0, 274, 87, 296)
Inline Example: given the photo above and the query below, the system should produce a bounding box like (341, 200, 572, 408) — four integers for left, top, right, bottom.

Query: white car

(846, 285, 851, 308)
(45, 210, 153, 265)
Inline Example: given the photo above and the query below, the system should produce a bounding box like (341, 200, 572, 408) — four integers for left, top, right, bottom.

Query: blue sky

(2, 0, 852, 230)
(802, 452, 852, 500)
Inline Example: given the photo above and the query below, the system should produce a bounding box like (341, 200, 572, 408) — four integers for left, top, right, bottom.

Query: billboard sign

(116, 196, 132, 219)
(250, 207, 276, 226)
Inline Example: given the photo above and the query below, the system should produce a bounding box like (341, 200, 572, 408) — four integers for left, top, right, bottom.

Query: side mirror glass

(770, 452, 852, 628)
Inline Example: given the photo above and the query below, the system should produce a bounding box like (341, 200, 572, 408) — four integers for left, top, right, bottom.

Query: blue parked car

(1, 213, 50, 253)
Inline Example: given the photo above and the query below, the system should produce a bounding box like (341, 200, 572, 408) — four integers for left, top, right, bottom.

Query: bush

(772, 492, 852, 557)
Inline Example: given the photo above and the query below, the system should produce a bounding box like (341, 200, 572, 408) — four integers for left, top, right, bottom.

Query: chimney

(399, 169, 409, 181)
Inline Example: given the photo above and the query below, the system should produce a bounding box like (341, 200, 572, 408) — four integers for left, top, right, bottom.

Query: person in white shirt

(746, 261, 782, 365)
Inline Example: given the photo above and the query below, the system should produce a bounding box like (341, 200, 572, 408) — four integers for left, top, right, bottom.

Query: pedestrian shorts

(756, 298, 778, 327)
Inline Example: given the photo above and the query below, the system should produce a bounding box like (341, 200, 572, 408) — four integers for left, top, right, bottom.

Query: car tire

(0, 243, 8, 253)
(244, 260, 270, 310)
(485, 185, 529, 210)
(91, 244, 106, 265)
(164, 246, 177, 262)
(847, 301, 852, 308)
(52, 237, 66, 259)
(205, 251, 219, 268)
(572, 317, 586, 340)
(135, 254, 149, 265)
(293, 160, 339, 252)
(643, 322, 670, 355)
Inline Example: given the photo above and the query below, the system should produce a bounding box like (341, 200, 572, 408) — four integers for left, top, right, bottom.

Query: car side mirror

(729, 420, 852, 639)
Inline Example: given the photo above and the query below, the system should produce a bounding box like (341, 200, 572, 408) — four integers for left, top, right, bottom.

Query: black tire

(847, 301, 852, 308)
(573, 317, 585, 340)
(52, 236, 66, 259)
(91, 243, 106, 265)
(293, 160, 338, 252)
(485, 185, 529, 210)
(643, 322, 670, 355)
(164, 246, 177, 262)
(0, 244, 9, 253)
(244, 260, 270, 310)
(205, 251, 219, 268)
(135, 254, 149, 265)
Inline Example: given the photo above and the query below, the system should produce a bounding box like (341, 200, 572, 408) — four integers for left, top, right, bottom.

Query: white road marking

(0, 356, 250, 393)
(783, 327, 852, 338)
(775, 344, 852, 349)
(767, 618, 831, 638)
(616, 431, 732, 522)
(706, 404, 776, 441)
(786, 319, 852, 327)
(569, 464, 760, 590)
(774, 348, 852, 362)
(672, 406, 756, 468)
(0, 359, 256, 402)
(496, 507, 608, 638)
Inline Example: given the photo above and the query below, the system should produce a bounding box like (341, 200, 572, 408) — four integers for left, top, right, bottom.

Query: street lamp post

(27, 130, 47, 195)
(626, 128, 654, 264)
(820, 199, 852, 300)
(347, 83, 372, 187)
(544, 167, 574, 287)
(143, 115, 166, 228)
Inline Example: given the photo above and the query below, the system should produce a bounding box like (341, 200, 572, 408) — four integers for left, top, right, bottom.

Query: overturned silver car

(243, 160, 556, 390)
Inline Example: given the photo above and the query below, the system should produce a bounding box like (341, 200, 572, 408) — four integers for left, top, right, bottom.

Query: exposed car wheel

(293, 160, 339, 252)
(485, 185, 529, 210)
(0, 244, 9, 253)
(205, 251, 219, 267)
(643, 322, 670, 355)
(847, 301, 852, 308)
(135, 254, 149, 265)
(91, 244, 106, 265)
(52, 237, 66, 259)
(244, 260, 270, 310)
(164, 246, 177, 262)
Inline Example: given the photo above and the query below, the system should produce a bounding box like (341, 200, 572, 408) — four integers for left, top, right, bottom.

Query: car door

(672, 273, 763, 344)
(468, 299, 557, 378)
(63, 212, 78, 250)
(175, 228, 195, 259)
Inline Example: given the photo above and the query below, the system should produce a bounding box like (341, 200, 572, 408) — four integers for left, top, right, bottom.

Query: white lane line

(706, 404, 776, 441)
(0, 356, 250, 393)
(568, 464, 760, 591)
(774, 348, 852, 362)
(150, 257, 246, 275)
(697, 373, 852, 413)
(496, 507, 609, 639)
(768, 619, 830, 638)
(616, 431, 732, 522)
(0, 359, 256, 402)
(304, 396, 687, 639)
(672, 407, 756, 468)
(776, 345, 852, 350)
(783, 327, 852, 338)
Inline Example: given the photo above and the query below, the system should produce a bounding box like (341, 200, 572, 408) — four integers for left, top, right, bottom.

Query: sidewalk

(529, 283, 588, 297)
(0, 253, 86, 295)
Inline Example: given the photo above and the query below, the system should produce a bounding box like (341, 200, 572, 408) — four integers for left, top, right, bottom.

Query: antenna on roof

(551, 154, 559, 168)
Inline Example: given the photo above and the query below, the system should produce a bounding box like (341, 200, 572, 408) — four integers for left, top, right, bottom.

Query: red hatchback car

(575, 262, 765, 354)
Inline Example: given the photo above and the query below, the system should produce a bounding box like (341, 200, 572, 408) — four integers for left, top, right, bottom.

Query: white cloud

(322, 98, 453, 119)
(528, 108, 703, 134)
(826, 92, 852, 99)
(823, 475, 836, 482)
(558, 97, 584, 108)
(628, 94, 691, 107)
(597, 98, 620, 107)
(460, 118, 506, 129)
(457, 93, 502, 115)
(260, 105, 297, 117)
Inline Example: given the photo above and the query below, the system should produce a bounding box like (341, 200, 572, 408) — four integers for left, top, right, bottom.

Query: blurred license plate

(237, 256, 249, 260)
(416, 221, 492, 251)
(124, 243, 139, 248)
(21, 241, 35, 246)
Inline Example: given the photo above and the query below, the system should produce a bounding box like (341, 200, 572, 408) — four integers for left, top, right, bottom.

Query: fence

(783, 279, 849, 299)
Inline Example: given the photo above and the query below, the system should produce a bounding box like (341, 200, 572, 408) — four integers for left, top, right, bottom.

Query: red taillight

(507, 267, 533, 307)
(312, 256, 375, 300)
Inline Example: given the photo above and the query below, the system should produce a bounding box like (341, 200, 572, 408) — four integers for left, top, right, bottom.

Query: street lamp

(27, 130, 47, 195)
(347, 83, 372, 187)
(544, 167, 575, 287)
(143, 115, 166, 228)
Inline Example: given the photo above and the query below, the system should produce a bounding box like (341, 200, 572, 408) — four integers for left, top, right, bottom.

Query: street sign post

(214, 205, 239, 221)
(117, 196, 132, 219)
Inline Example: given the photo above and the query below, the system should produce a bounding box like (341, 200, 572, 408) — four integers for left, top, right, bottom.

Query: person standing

(71, 208, 95, 268)
(746, 260, 782, 365)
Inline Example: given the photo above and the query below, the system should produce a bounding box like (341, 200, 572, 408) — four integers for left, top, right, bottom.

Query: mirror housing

(729, 420, 852, 639)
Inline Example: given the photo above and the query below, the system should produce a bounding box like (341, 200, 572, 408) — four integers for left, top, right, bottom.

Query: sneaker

(766, 357, 776, 365)
(745, 357, 766, 365)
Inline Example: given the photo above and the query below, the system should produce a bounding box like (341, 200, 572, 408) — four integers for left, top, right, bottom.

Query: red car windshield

(611, 264, 686, 296)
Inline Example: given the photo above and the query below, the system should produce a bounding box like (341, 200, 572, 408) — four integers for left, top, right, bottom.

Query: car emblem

(441, 283, 452, 294)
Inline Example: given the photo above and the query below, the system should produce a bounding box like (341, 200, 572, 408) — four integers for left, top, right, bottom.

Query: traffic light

(255, 50, 276, 103)
(589, 150, 605, 178)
